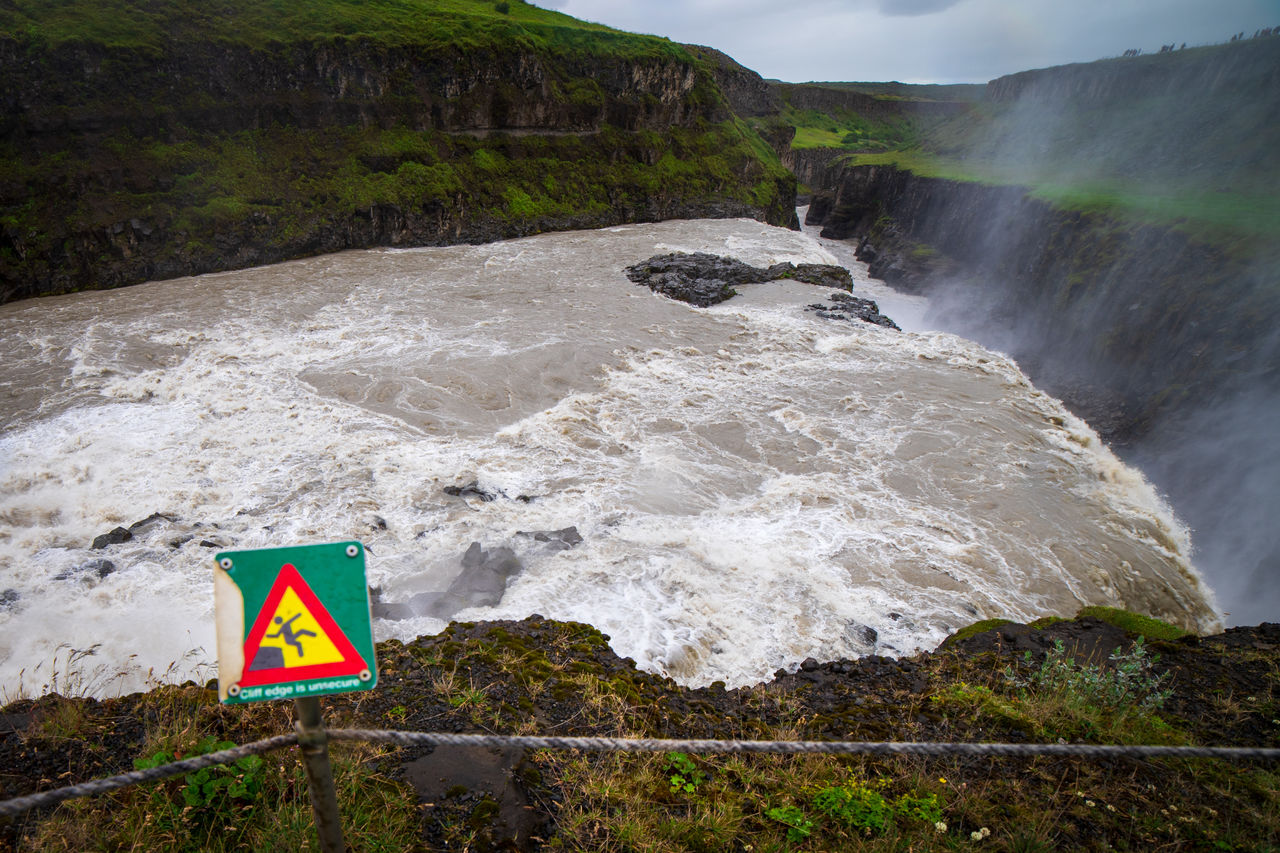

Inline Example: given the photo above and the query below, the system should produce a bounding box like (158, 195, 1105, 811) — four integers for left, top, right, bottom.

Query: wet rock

(515, 526, 583, 551)
(800, 657, 820, 672)
(88, 559, 116, 579)
(626, 253, 741, 306)
(372, 542, 526, 622)
(369, 587, 415, 621)
(54, 559, 117, 582)
(444, 482, 500, 502)
(0, 588, 18, 609)
(625, 252, 853, 307)
(845, 623, 879, 649)
(90, 526, 132, 549)
(786, 263, 854, 290)
(128, 512, 174, 534)
(444, 481, 535, 503)
(806, 291, 900, 330)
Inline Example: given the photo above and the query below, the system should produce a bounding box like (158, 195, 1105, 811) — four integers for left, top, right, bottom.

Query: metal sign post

(213, 541, 379, 852)
(294, 696, 346, 853)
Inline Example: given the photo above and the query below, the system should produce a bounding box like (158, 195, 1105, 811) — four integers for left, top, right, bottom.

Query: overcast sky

(539, 0, 1280, 84)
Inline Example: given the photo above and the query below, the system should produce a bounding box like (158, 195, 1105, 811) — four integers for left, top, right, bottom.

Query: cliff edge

(2, 612, 1277, 850)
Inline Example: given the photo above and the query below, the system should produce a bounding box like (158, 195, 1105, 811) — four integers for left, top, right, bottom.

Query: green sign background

(216, 541, 378, 704)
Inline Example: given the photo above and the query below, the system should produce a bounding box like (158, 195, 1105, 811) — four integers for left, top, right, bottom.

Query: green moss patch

(939, 618, 1013, 648)
(1075, 606, 1191, 641)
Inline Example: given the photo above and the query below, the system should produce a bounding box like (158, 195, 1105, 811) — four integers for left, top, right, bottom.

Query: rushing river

(0, 217, 1220, 695)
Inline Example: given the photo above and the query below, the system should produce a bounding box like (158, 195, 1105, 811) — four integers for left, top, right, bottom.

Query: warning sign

(214, 542, 377, 704)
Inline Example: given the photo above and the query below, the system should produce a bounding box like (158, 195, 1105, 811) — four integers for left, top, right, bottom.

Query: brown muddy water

(0, 217, 1219, 694)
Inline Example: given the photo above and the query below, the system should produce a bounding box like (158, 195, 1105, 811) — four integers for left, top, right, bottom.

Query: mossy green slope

(0, 0, 664, 56)
(771, 81, 975, 155)
(0, 0, 796, 302)
(841, 38, 1280, 247)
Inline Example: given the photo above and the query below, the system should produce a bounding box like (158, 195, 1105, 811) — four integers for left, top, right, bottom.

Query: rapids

(0, 217, 1219, 694)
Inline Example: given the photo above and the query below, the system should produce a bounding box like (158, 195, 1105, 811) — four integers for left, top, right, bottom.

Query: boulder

(444, 481, 535, 503)
(805, 291, 900, 330)
(516, 527, 583, 551)
(91, 526, 133, 549)
(371, 542, 526, 622)
(54, 559, 116, 581)
(625, 252, 853, 307)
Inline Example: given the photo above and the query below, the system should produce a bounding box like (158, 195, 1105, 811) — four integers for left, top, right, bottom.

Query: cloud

(543, 0, 1280, 83)
(877, 0, 967, 17)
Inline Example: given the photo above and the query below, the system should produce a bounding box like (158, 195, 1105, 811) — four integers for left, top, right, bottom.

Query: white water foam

(0, 218, 1219, 694)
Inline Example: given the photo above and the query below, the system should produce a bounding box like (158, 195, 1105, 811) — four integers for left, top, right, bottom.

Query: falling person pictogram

(267, 613, 317, 657)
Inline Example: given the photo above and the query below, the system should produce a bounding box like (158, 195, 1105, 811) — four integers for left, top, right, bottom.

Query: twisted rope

(4, 728, 1278, 817)
(327, 728, 1280, 761)
(0, 733, 298, 817)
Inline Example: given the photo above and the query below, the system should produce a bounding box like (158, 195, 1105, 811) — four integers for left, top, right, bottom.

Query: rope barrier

(0, 733, 298, 817)
(327, 728, 1280, 761)
(4, 728, 1279, 817)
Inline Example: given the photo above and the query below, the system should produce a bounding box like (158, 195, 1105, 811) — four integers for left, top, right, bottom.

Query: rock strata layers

(0, 14, 797, 303)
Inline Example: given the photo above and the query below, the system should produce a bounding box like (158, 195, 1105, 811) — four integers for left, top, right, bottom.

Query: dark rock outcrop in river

(624, 252, 867, 311)
(806, 291, 900, 330)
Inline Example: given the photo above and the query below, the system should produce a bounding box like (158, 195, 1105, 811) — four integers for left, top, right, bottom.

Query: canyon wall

(0, 23, 795, 302)
(807, 163, 1278, 440)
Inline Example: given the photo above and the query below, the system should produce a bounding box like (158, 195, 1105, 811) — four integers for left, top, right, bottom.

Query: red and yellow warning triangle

(238, 563, 368, 687)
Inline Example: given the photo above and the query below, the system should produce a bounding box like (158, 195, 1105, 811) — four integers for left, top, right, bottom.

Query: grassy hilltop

(0, 0, 626, 50)
(772, 81, 981, 154)
(789, 38, 1280, 249)
(0, 0, 795, 302)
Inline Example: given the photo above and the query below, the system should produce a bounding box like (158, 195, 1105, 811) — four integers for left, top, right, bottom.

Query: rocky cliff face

(1, 38, 720, 140)
(0, 29, 795, 302)
(685, 44, 778, 118)
(781, 147, 847, 190)
(806, 163, 1279, 442)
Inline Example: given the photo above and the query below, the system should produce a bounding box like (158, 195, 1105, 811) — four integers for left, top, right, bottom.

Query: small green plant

(894, 791, 943, 825)
(1008, 637, 1172, 713)
(765, 804, 814, 842)
(134, 737, 266, 812)
(665, 751, 705, 795)
(812, 784, 893, 834)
